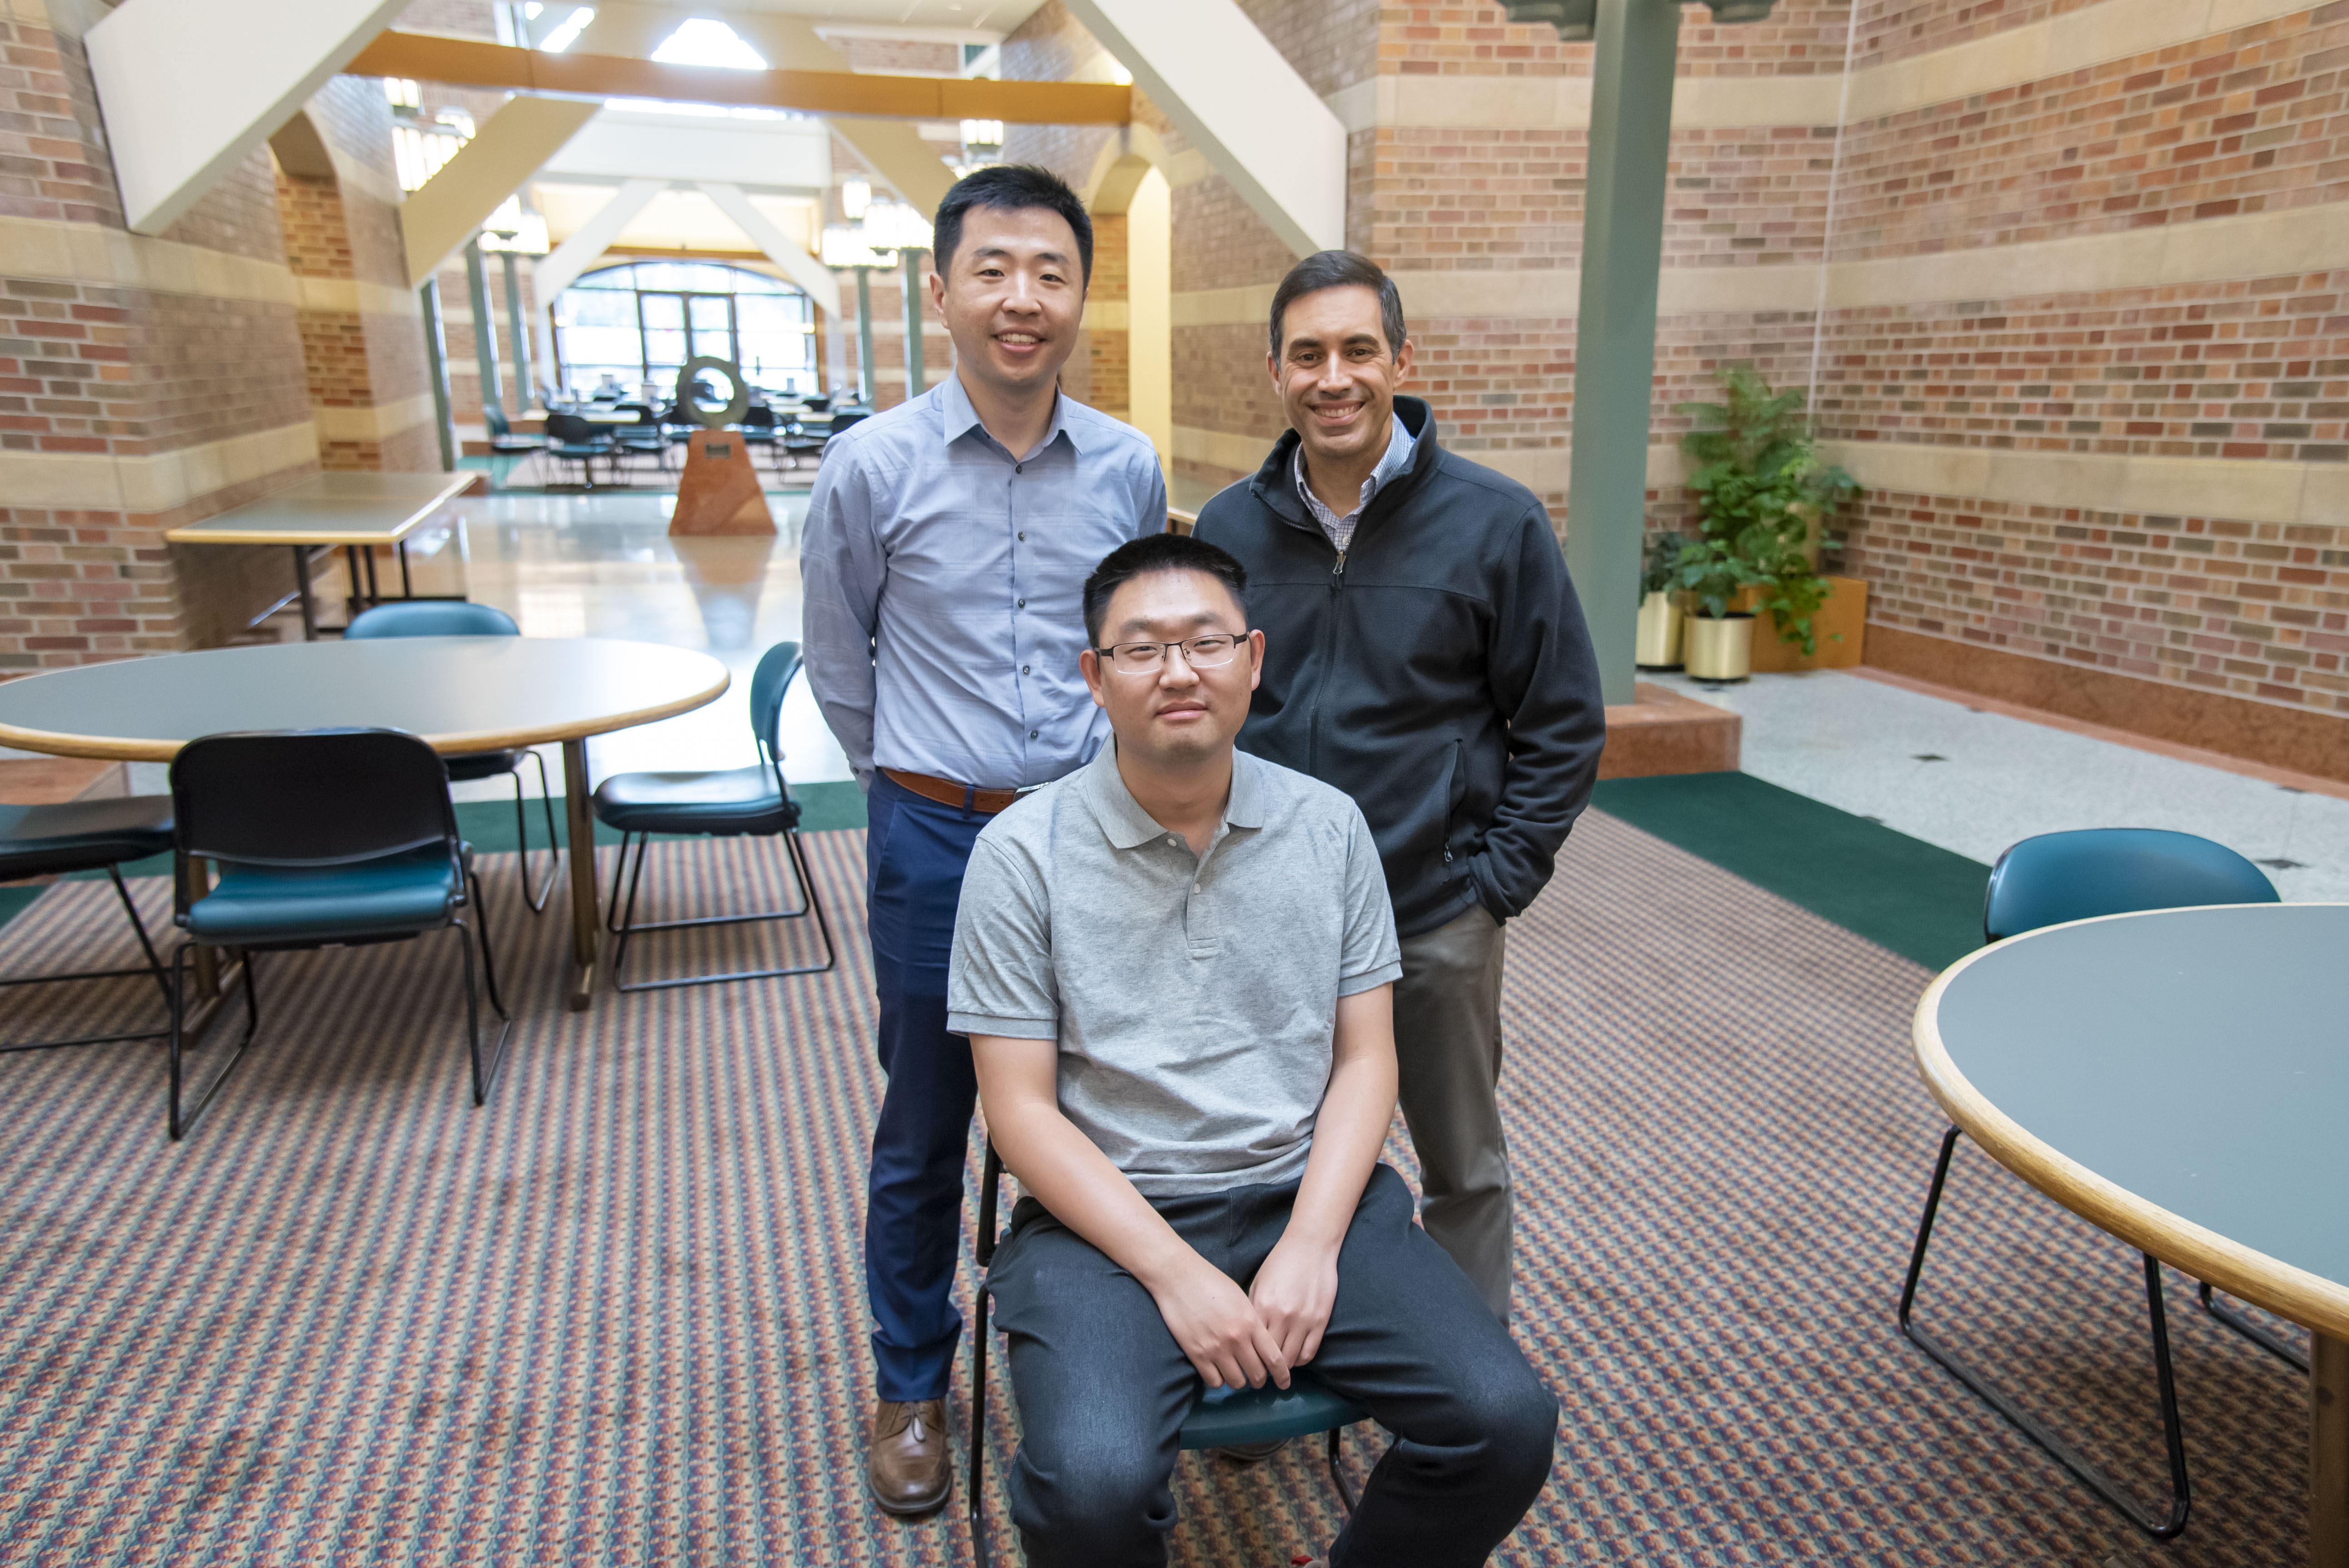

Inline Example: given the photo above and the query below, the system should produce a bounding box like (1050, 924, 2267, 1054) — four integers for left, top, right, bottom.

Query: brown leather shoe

(867, 1398, 951, 1515)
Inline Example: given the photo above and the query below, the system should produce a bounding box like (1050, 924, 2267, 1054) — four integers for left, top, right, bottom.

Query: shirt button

(1168, 836, 1179, 847)
(1021, 664, 1030, 675)
(1017, 531, 1026, 541)
(1029, 729, 1039, 739)
(1015, 463, 1024, 473)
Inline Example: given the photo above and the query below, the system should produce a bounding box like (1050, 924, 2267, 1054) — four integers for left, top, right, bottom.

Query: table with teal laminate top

(0, 637, 729, 1011)
(1916, 902, 2349, 1561)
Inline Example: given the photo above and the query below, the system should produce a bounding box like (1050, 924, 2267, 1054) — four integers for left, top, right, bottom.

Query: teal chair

(967, 1140, 1366, 1564)
(1899, 827, 2280, 1541)
(590, 640, 835, 992)
(0, 796, 174, 1052)
(164, 728, 512, 1141)
(346, 601, 560, 914)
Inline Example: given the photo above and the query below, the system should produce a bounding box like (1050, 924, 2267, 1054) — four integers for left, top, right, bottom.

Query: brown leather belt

(883, 768, 1024, 815)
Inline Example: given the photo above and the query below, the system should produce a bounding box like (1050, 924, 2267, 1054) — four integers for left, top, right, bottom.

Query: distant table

(165, 471, 476, 640)
(0, 637, 730, 1011)
(1917, 903, 2349, 1563)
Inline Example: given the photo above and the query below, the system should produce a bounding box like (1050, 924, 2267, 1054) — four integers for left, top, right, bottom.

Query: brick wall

(997, 0, 2346, 763)
(0, 7, 327, 672)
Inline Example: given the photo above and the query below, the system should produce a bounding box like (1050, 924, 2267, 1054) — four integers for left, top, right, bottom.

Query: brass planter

(1684, 612, 1754, 681)
(1634, 590, 1683, 668)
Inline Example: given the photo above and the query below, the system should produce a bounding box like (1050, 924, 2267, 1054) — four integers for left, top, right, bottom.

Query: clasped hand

(1146, 1236, 1340, 1391)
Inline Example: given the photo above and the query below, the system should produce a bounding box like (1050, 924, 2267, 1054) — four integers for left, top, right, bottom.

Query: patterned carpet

(0, 814, 2314, 1566)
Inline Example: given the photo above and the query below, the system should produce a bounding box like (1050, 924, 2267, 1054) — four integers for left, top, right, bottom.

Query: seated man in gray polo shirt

(949, 533, 1555, 1567)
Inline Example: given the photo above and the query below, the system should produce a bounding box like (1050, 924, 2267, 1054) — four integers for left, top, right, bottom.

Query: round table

(1916, 903, 2349, 1561)
(0, 638, 731, 1009)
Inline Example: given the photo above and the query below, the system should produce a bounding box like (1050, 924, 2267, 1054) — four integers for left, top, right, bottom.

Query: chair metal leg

(1326, 1424, 1356, 1513)
(604, 829, 839, 992)
(466, 868, 511, 1021)
(1899, 1124, 2192, 1538)
(2197, 1281, 2310, 1372)
(508, 751, 559, 915)
(167, 942, 261, 1142)
(970, 1276, 994, 1568)
(0, 865, 175, 1052)
(452, 916, 512, 1106)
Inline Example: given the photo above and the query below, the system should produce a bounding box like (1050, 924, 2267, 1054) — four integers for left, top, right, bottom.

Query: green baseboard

(1590, 772, 1988, 972)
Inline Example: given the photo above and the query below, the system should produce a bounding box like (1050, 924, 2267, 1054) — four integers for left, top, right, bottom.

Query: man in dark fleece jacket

(1193, 250, 1604, 1318)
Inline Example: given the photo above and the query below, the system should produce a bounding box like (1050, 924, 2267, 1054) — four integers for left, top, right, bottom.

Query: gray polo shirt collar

(939, 366, 1090, 459)
(1080, 741, 1265, 851)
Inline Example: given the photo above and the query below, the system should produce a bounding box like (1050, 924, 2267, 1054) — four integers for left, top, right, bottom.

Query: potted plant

(1670, 532, 1766, 681)
(1675, 366, 1860, 663)
(1635, 531, 1685, 669)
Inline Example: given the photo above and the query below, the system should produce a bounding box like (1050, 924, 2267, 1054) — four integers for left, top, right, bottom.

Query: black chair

(1898, 827, 2282, 1540)
(481, 405, 544, 483)
(778, 419, 827, 471)
(0, 796, 174, 1052)
(164, 729, 512, 1141)
(589, 640, 835, 992)
(612, 401, 668, 478)
(543, 411, 615, 488)
(344, 601, 559, 914)
(739, 404, 779, 467)
(967, 1140, 1364, 1565)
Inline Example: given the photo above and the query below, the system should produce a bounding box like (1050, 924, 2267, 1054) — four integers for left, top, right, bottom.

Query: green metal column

(500, 250, 532, 411)
(855, 266, 875, 403)
(420, 278, 455, 472)
(901, 248, 926, 398)
(464, 238, 504, 420)
(1565, 0, 1683, 706)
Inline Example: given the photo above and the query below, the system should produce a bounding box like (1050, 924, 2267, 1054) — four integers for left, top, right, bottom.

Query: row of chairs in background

(485, 403, 869, 489)
(0, 621, 833, 1140)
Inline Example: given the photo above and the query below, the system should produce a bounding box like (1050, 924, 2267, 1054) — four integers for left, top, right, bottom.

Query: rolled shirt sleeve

(1337, 805, 1404, 996)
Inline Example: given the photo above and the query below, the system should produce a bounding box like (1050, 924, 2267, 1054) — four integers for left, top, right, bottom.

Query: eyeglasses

(1093, 632, 1250, 673)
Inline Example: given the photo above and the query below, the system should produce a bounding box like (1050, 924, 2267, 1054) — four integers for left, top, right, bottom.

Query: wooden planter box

(1737, 575, 1868, 673)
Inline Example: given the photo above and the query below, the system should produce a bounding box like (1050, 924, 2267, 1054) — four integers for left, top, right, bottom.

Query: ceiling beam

(342, 32, 1131, 124)
(698, 182, 842, 318)
(87, 0, 410, 235)
(724, 11, 959, 214)
(401, 96, 602, 284)
(1059, 0, 1344, 257)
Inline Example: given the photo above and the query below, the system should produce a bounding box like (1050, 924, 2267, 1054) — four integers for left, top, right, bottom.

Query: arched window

(552, 261, 815, 399)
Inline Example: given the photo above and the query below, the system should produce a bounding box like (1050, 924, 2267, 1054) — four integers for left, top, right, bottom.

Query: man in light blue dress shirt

(799, 164, 1166, 1516)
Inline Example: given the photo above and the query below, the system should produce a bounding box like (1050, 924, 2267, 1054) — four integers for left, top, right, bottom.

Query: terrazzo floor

(1647, 667, 2349, 903)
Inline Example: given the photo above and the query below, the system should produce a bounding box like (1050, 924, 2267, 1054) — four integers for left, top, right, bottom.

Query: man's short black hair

(1084, 533, 1250, 646)
(932, 164, 1094, 287)
(1268, 249, 1407, 360)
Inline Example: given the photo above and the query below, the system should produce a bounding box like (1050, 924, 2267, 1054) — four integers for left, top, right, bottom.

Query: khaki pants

(1393, 902, 1512, 1318)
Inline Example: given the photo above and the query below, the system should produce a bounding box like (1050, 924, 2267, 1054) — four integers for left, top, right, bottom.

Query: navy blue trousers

(863, 771, 987, 1403)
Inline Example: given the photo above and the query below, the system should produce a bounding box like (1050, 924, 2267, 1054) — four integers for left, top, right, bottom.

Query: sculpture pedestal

(670, 432, 774, 536)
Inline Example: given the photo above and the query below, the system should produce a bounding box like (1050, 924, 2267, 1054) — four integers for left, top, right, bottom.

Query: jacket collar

(1249, 396, 1438, 539)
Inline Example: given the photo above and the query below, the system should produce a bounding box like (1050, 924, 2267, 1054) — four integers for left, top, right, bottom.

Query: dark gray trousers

(984, 1163, 1557, 1567)
(1394, 903, 1513, 1318)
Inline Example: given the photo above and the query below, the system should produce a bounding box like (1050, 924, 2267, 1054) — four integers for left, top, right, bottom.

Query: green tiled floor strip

(7, 775, 1987, 972)
(1591, 771, 1989, 971)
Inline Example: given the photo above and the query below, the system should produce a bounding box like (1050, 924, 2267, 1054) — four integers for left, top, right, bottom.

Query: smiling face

(1079, 567, 1263, 772)
(1269, 284, 1413, 471)
(930, 202, 1086, 403)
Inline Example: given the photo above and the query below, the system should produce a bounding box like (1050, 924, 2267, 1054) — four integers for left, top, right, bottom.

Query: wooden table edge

(0, 666, 732, 763)
(1913, 906, 2349, 1345)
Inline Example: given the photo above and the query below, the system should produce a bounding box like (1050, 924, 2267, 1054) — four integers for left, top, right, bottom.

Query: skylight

(650, 19, 768, 70)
